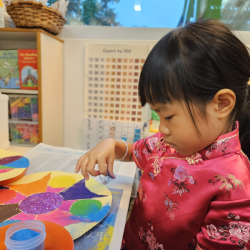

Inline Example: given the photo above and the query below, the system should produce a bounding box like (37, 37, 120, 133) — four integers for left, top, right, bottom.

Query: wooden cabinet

(0, 28, 63, 146)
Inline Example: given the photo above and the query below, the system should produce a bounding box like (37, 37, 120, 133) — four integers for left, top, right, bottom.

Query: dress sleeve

(132, 133, 162, 170)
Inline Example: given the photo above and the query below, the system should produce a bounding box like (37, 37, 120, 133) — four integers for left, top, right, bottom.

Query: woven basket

(6, 1, 66, 35)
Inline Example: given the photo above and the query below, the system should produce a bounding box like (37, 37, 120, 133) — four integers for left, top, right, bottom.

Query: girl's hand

(75, 138, 116, 180)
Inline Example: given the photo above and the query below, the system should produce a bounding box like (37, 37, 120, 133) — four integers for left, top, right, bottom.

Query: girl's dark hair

(139, 19, 250, 158)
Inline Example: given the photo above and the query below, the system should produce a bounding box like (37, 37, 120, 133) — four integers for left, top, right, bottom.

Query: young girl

(76, 20, 250, 250)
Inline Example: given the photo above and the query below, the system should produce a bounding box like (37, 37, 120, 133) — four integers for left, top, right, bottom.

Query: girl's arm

(115, 139, 133, 162)
(75, 138, 133, 180)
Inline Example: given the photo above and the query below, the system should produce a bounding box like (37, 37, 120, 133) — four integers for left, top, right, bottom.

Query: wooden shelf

(0, 28, 64, 50)
(0, 89, 38, 94)
(9, 119, 38, 124)
(0, 28, 64, 43)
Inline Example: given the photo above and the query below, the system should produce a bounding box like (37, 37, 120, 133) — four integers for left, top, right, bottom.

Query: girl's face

(150, 100, 228, 156)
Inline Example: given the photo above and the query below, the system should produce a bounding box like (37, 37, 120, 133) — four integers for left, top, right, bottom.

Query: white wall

(60, 26, 172, 149)
(59, 25, 250, 149)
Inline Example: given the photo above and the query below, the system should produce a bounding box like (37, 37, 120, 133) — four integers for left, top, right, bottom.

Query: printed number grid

(83, 118, 142, 150)
(86, 57, 145, 122)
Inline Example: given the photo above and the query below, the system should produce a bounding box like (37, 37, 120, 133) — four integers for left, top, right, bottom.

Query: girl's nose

(159, 123, 171, 135)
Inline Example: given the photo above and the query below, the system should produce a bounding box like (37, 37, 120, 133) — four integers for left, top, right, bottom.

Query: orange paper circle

(0, 220, 74, 250)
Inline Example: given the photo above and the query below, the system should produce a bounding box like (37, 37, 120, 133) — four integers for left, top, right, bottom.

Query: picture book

(0, 50, 20, 89)
(18, 50, 38, 90)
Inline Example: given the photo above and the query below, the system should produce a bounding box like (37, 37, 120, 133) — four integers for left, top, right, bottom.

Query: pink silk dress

(122, 122, 250, 250)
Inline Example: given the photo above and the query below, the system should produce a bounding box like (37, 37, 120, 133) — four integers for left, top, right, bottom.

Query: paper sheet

(25, 143, 121, 184)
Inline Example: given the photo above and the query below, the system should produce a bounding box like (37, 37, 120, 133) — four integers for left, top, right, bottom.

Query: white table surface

(8, 145, 33, 155)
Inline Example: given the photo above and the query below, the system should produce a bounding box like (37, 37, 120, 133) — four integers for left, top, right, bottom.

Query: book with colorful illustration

(18, 50, 38, 90)
(0, 50, 20, 89)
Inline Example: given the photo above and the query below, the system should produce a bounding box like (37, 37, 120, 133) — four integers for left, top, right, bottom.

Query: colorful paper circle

(0, 171, 112, 240)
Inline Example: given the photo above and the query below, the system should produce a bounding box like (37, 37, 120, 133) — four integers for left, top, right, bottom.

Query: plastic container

(0, 92, 10, 149)
(9, 95, 38, 121)
(9, 120, 39, 144)
(30, 97, 38, 121)
(17, 97, 32, 119)
(0, 7, 5, 28)
(5, 220, 46, 250)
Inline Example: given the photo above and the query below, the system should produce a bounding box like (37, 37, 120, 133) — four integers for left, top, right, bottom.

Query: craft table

(7, 144, 136, 250)
(8, 145, 33, 155)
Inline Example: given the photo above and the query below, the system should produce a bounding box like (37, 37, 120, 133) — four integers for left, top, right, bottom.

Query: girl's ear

(211, 89, 236, 119)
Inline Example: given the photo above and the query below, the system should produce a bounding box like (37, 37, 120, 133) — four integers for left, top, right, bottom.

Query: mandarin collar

(199, 121, 241, 161)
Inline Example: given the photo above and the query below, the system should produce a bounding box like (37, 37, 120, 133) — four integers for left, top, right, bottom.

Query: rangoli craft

(0, 171, 112, 239)
(0, 149, 29, 186)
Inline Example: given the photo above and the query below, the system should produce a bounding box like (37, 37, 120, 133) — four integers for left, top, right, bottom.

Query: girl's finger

(97, 157, 108, 176)
(86, 160, 100, 177)
(80, 159, 90, 180)
(85, 157, 98, 177)
(107, 157, 116, 179)
(75, 155, 86, 173)
(86, 169, 100, 177)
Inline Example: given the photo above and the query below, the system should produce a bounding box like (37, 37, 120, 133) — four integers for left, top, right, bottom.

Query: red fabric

(122, 122, 250, 250)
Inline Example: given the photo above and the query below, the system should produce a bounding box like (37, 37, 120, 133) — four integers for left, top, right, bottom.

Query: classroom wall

(59, 26, 250, 150)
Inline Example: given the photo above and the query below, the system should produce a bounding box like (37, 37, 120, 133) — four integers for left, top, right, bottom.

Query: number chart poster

(74, 188, 123, 250)
(83, 118, 142, 150)
(85, 44, 150, 122)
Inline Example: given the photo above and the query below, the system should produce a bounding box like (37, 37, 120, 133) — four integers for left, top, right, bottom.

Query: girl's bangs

(138, 31, 184, 106)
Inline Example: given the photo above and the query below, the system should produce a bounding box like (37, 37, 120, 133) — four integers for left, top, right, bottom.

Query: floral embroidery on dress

(156, 137, 167, 151)
(149, 157, 164, 179)
(142, 147, 150, 156)
(206, 213, 250, 250)
(168, 166, 197, 196)
(143, 138, 152, 154)
(134, 144, 142, 161)
(148, 137, 159, 150)
(186, 152, 203, 165)
(203, 139, 229, 159)
(228, 212, 241, 221)
(163, 193, 179, 220)
(138, 221, 164, 250)
(208, 174, 245, 191)
(136, 182, 147, 204)
(147, 136, 169, 153)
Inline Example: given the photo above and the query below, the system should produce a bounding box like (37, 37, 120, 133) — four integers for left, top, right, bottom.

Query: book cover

(18, 50, 38, 90)
(0, 50, 20, 89)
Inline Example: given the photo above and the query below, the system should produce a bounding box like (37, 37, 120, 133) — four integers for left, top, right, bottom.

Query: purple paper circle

(19, 192, 63, 214)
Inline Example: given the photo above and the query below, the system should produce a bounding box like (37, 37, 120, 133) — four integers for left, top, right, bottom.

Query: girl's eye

(165, 116, 173, 121)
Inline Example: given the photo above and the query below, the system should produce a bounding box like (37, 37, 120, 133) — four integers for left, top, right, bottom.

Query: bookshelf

(0, 28, 64, 146)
